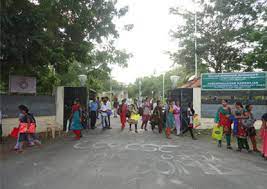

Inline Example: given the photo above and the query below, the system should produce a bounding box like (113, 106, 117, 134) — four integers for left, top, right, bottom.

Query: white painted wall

(193, 88, 201, 118)
(55, 86, 64, 128)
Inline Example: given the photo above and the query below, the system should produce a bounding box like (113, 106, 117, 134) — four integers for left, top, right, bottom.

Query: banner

(201, 72, 267, 90)
(9, 75, 36, 94)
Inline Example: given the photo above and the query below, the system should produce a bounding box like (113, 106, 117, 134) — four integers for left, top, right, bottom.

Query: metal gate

(168, 88, 193, 130)
(63, 87, 87, 131)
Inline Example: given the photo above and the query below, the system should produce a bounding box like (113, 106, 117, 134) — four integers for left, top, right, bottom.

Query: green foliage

(244, 28, 267, 71)
(1, 0, 131, 93)
(127, 67, 192, 99)
(170, 0, 267, 73)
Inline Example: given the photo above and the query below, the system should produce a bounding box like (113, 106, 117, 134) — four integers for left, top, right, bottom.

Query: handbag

(212, 124, 223, 140)
(107, 110, 112, 116)
(19, 123, 28, 133)
(10, 127, 19, 138)
(28, 123, 37, 133)
(241, 118, 255, 129)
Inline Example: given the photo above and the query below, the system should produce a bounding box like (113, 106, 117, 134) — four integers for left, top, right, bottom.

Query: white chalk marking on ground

(22, 180, 35, 187)
(125, 143, 178, 153)
(155, 160, 176, 176)
(205, 162, 225, 175)
(173, 160, 190, 175)
(92, 142, 110, 149)
(161, 154, 174, 160)
(94, 152, 108, 160)
(170, 179, 183, 185)
(173, 153, 241, 175)
(136, 167, 152, 175)
(141, 144, 159, 152)
(107, 143, 121, 148)
(159, 145, 178, 153)
(125, 143, 141, 151)
(73, 142, 91, 150)
(156, 176, 165, 187)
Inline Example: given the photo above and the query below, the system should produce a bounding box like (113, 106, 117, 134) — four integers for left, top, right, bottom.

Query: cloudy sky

(111, 0, 195, 84)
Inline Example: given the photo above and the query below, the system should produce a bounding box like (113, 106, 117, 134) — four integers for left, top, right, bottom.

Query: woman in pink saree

(261, 113, 267, 160)
(173, 101, 181, 136)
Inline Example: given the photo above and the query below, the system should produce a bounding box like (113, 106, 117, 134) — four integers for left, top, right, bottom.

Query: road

(1, 117, 267, 189)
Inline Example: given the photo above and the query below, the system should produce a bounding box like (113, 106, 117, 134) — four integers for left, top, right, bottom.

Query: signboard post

(201, 72, 267, 90)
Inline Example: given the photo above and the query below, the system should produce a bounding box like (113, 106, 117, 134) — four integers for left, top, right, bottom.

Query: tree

(127, 67, 191, 99)
(1, 0, 131, 93)
(243, 4, 267, 72)
(169, 0, 266, 73)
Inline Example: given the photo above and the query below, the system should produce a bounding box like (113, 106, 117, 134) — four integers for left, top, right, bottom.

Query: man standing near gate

(89, 97, 98, 129)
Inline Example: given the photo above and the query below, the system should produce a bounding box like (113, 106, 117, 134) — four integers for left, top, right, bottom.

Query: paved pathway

(1, 118, 267, 189)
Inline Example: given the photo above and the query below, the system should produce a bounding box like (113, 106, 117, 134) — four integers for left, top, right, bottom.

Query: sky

(112, 0, 196, 84)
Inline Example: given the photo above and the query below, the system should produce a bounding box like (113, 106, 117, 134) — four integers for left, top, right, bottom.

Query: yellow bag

(212, 124, 223, 140)
(131, 114, 140, 121)
(193, 114, 201, 128)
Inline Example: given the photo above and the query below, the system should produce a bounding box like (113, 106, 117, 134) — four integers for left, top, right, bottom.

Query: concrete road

(1, 118, 267, 189)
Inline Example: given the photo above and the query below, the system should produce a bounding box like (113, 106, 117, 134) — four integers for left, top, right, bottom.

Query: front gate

(168, 88, 193, 130)
(63, 87, 87, 131)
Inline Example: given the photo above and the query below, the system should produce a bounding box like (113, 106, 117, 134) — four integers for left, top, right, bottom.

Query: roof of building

(180, 77, 201, 88)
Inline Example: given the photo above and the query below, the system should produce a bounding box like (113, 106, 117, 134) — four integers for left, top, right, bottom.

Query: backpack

(242, 115, 255, 128)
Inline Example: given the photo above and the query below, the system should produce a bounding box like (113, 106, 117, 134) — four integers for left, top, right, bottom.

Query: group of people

(89, 96, 113, 130)
(69, 96, 114, 140)
(9, 97, 267, 161)
(215, 99, 267, 160)
(117, 97, 198, 139)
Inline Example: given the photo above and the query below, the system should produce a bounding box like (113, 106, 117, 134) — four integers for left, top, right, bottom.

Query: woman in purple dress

(173, 101, 181, 136)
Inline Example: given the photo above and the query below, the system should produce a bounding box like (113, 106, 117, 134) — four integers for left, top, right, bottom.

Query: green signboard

(201, 72, 267, 90)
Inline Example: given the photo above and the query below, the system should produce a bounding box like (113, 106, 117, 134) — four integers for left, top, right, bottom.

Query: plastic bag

(66, 119, 70, 133)
(212, 124, 223, 140)
(193, 114, 201, 128)
(107, 110, 112, 116)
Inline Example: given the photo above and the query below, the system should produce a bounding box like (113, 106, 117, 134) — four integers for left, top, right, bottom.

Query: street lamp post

(138, 80, 142, 100)
(170, 75, 180, 89)
(194, 0, 198, 77)
(162, 73, 165, 102)
(110, 75, 112, 102)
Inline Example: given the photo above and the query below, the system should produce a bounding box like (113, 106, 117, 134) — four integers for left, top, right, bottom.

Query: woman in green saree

(215, 100, 232, 149)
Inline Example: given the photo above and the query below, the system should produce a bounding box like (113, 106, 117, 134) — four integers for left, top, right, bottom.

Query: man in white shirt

(100, 99, 110, 129)
(106, 97, 112, 128)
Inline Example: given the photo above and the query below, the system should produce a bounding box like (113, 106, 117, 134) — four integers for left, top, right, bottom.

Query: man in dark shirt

(89, 97, 98, 129)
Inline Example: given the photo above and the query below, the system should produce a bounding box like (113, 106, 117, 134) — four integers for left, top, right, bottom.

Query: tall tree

(243, 3, 267, 71)
(170, 0, 266, 73)
(1, 0, 131, 93)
